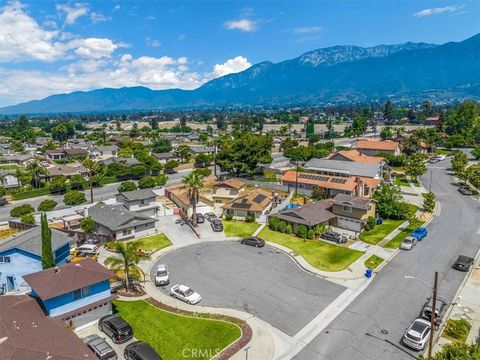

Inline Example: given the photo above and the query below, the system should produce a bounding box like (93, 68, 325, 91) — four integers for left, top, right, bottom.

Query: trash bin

(376, 218, 383, 225)
(365, 268, 373, 278)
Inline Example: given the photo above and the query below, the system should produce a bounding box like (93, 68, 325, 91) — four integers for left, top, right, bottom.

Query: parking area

(151, 241, 346, 336)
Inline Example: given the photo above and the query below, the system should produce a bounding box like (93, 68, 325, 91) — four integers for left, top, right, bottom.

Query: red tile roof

(355, 139, 400, 151)
(328, 150, 385, 164)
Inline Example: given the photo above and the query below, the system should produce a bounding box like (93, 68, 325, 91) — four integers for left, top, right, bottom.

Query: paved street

(151, 241, 345, 336)
(294, 159, 480, 360)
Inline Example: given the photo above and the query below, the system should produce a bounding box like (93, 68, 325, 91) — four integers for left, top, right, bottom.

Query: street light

(404, 272, 438, 359)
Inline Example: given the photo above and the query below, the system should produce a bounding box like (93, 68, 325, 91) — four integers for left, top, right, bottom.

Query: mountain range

(1, 33, 479, 114)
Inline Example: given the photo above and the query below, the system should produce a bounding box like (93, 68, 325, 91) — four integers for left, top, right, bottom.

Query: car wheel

(256, 244, 259, 247)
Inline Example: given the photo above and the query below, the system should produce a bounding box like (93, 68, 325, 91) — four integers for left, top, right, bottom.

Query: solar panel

(253, 194, 267, 204)
(234, 203, 251, 209)
(330, 178, 347, 184)
(299, 173, 330, 182)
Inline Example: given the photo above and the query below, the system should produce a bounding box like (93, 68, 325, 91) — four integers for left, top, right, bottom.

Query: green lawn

(106, 233, 172, 252)
(258, 227, 364, 272)
(359, 219, 404, 245)
(10, 187, 51, 200)
(223, 220, 260, 237)
(364, 255, 384, 270)
(384, 220, 425, 249)
(436, 149, 453, 156)
(394, 175, 419, 187)
(113, 300, 241, 360)
(0, 164, 20, 170)
(442, 319, 471, 344)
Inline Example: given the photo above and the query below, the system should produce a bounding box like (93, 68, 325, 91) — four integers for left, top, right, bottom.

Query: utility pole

(213, 142, 218, 178)
(428, 271, 438, 359)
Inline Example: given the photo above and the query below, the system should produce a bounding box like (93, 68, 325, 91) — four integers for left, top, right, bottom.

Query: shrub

(277, 220, 287, 233)
(37, 199, 57, 212)
(298, 224, 308, 239)
(193, 168, 212, 177)
(423, 192, 436, 213)
(118, 181, 137, 192)
(269, 216, 280, 231)
(285, 224, 293, 234)
(138, 176, 157, 189)
(10, 204, 34, 218)
(365, 216, 376, 231)
(20, 213, 35, 224)
(224, 214, 233, 221)
(64, 190, 87, 206)
(245, 215, 255, 223)
(444, 319, 471, 344)
(307, 229, 315, 239)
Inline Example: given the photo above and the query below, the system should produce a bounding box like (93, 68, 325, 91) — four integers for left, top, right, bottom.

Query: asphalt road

(294, 159, 480, 360)
(151, 241, 345, 336)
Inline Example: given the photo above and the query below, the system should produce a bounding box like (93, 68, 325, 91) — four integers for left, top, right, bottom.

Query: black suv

(211, 219, 224, 232)
(191, 213, 205, 224)
(98, 315, 133, 344)
(421, 297, 447, 328)
(453, 255, 474, 272)
(83, 334, 117, 360)
(241, 236, 265, 248)
(458, 187, 473, 196)
(321, 230, 348, 244)
(124, 341, 162, 360)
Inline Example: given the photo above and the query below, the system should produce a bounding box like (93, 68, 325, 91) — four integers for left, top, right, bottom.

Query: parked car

(321, 230, 348, 244)
(204, 212, 217, 222)
(170, 284, 202, 304)
(70, 244, 98, 255)
(452, 255, 474, 272)
(437, 154, 447, 160)
(190, 213, 205, 224)
(402, 318, 431, 351)
(421, 297, 447, 328)
(411, 227, 428, 240)
(124, 341, 162, 360)
(400, 236, 417, 250)
(241, 236, 265, 248)
(458, 186, 473, 196)
(211, 219, 224, 232)
(98, 315, 133, 344)
(154, 264, 169, 286)
(83, 334, 117, 360)
(67, 251, 99, 263)
(429, 157, 440, 164)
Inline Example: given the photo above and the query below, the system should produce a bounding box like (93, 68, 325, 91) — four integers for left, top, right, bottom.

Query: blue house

(23, 259, 116, 327)
(0, 226, 72, 293)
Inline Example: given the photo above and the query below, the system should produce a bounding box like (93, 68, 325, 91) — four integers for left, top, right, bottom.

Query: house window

(342, 205, 352, 213)
(123, 229, 133, 236)
(0, 256, 11, 263)
(73, 286, 91, 300)
(140, 200, 146, 205)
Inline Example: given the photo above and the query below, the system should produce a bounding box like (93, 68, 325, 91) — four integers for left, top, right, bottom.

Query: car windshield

(157, 270, 167, 276)
(184, 288, 194, 296)
(403, 238, 412, 244)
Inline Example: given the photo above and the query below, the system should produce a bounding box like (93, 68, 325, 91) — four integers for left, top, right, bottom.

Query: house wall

(358, 148, 400, 156)
(114, 222, 156, 241)
(212, 188, 242, 203)
(331, 203, 375, 221)
(117, 197, 157, 211)
(283, 180, 354, 197)
(0, 174, 20, 188)
(0, 249, 42, 292)
(55, 243, 72, 264)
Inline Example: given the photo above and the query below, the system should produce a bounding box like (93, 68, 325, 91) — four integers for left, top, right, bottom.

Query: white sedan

(170, 284, 202, 305)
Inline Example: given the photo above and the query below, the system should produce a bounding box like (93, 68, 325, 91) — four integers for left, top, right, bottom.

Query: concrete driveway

(151, 241, 345, 336)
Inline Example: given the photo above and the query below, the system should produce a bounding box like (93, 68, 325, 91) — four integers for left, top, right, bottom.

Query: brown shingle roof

(0, 295, 95, 360)
(222, 189, 273, 212)
(328, 150, 385, 164)
(354, 139, 400, 151)
(23, 259, 114, 300)
(64, 148, 88, 156)
(332, 194, 374, 209)
(47, 164, 88, 177)
(276, 200, 335, 226)
(212, 178, 245, 190)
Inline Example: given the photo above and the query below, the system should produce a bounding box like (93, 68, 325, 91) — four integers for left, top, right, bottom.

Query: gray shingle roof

(99, 157, 142, 166)
(93, 145, 118, 152)
(117, 188, 157, 201)
(0, 226, 73, 257)
(332, 194, 374, 209)
(304, 158, 381, 178)
(276, 201, 335, 227)
(88, 203, 156, 232)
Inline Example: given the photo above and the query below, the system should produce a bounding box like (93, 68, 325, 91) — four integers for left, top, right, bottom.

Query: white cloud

(113, 5, 121, 11)
(145, 37, 161, 47)
(224, 19, 257, 32)
(178, 33, 186, 41)
(414, 5, 465, 17)
(56, 3, 89, 25)
(211, 56, 251, 78)
(291, 26, 322, 34)
(90, 12, 111, 23)
(73, 38, 118, 59)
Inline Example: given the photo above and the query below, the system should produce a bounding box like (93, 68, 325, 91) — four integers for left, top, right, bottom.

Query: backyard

(223, 220, 260, 238)
(113, 300, 242, 360)
(258, 227, 364, 272)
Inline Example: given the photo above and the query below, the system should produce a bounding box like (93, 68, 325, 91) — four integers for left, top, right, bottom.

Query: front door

(6, 276, 14, 291)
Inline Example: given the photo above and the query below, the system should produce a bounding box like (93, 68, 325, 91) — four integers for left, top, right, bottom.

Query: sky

(0, 0, 479, 107)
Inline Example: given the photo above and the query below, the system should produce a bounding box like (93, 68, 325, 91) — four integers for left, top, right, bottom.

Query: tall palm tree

(25, 159, 47, 188)
(182, 172, 204, 226)
(104, 242, 150, 291)
(83, 158, 105, 203)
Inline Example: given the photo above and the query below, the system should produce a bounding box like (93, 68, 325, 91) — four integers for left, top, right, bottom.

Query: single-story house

(0, 153, 36, 166)
(222, 189, 274, 220)
(304, 158, 383, 179)
(24, 259, 116, 327)
(0, 295, 96, 359)
(0, 226, 73, 293)
(328, 149, 385, 165)
(152, 152, 180, 164)
(282, 170, 358, 197)
(45, 149, 66, 160)
(189, 146, 215, 155)
(275, 200, 336, 234)
(352, 139, 401, 156)
(116, 188, 159, 217)
(207, 178, 245, 204)
(167, 187, 212, 216)
(87, 203, 157, 241)
(0, 169, 20, 188)
(64, 148, 89, 159)
(91, 145, 118, 157)
(46, 164, 89, 180)
(98, 156, 142, 167)
(330, 193, 376, 232)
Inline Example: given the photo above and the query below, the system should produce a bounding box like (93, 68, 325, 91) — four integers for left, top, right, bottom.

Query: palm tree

(182, 172, 204, 226)
(104, 242, 150, 291)
(25, 159, 47, 188)
(83, 158, 105, 203)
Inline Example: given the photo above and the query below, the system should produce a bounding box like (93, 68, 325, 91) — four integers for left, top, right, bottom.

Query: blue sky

(0, 0, 479, 106)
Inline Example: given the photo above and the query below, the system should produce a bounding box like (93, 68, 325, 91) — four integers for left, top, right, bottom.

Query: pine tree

(41, 214, 55, 269)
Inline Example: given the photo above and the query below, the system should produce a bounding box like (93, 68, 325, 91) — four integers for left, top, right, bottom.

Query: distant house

(189, 146, 215, 155)
(152, 152, 179, 164)
(352, 139, 401, 156)
(64, 148, 89, 159)
(0, 295, 96, 359)
(208, 178, 245, 204)
(0, 226, 73, 293)
(425, 116, 440, 126)
(330, 194, 376, 232)
(45, 149, 65, 161)
(23, 259, 116, 327)
(87, 203, 157, 240)
(222, 189, 274, 220)
(275, 200, 336, 234)
(0, 169, 20, 188)
(46, 164, 89, 180)
(98, 157, 142, 167)
(116, 188, 159, 217)
(0, 153, 36, 166)
(328, 149, 385, 165)
(91, 145, 118, 158)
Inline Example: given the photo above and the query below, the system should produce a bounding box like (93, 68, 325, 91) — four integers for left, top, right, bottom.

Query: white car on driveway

(154, 264, 169, 286)
(170, 284, 202, 304)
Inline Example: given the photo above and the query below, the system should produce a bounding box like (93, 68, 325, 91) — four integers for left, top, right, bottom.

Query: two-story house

(0, 226, 73, 293)
(330, 194, 376, 232)
(116, 188, 159, 217)
(23, 259, 116, 327)
(0, 169, 20, 188)
(91, 145, 119, 158)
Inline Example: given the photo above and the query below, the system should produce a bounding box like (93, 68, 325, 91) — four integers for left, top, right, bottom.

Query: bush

(10, 204, 34, 218)
(118, 181, 137, 192)
(37, 199, 57, 212)
(423, 192, 436, 213)
(193, 168, 212, 177)
(285, 224, 293, 234)
(277, 220, 287, 233)
(307, 229, 315, 239)
(443, 318, 471, 344)
(245, 215, 255, 223)
(298, 224, 308, 239)
(224, 214, 233, 221)
(20, 213, 35, 224)
(269, 216, 280, 231)
(138, 176, 157, 189)
(365, 216, 376, 231)
(64, 190, 87, 206)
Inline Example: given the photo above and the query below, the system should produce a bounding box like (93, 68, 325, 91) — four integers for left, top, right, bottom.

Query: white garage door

(337, 217, 363, 232)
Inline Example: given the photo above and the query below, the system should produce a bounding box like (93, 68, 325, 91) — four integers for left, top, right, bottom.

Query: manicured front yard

(223, 220, 260, 238)
(359, 219, 404, 245)
(258, 227, 364, 272)
(384, 220, 426, 249)
(106, 233, 172, 252)
(113, 300, 241, 360)
(364, 255, 384, 270)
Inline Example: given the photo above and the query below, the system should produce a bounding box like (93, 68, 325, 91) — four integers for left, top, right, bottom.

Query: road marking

(435, 202, 442, 217)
